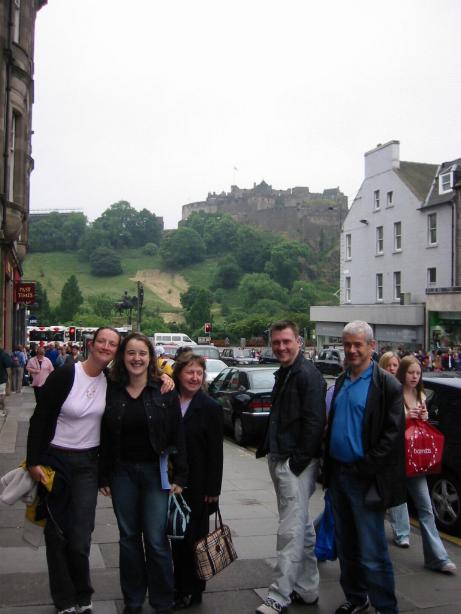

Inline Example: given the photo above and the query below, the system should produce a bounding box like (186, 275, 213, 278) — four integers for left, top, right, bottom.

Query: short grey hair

(342, 320, 374, 343)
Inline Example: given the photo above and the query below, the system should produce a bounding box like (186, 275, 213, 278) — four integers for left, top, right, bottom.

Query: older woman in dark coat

(172, 353, 224, 609)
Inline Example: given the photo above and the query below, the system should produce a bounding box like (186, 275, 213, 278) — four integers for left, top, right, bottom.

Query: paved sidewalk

(1, 387, 461, 613)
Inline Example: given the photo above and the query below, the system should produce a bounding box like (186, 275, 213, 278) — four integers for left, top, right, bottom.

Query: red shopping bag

(405, 418, 444, 477)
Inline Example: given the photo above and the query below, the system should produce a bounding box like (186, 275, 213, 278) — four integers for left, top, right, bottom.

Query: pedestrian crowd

(1, 320, 458, 614)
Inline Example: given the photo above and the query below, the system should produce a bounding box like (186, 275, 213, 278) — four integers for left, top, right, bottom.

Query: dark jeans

(44, 447, 99, 610)
(329, 463, 399, 614)
(110, 461, 173, 610)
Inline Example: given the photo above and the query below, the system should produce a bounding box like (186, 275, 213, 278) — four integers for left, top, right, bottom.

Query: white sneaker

(255, 597, 287, 614)
(439, 562, 456, 574)
(393, 537, 410, 548)
(56, 608, 77, 614)
(76, 603, 93, 613)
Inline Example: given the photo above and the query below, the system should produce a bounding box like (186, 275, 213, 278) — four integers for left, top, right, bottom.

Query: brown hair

(173, 353, 207, 391)
(109, 332, 160, 386)
(270, 319, 299, 337)
(396, 355, 424, 400)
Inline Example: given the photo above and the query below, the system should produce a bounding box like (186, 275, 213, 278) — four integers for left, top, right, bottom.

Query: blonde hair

(378, 351, 400, 371)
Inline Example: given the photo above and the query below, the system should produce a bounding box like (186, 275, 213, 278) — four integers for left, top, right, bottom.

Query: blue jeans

(406, 475, 452, 570)
(110, 462, 173, 610)
(329, 464, 399, 614)
(389, 503, 410, 542)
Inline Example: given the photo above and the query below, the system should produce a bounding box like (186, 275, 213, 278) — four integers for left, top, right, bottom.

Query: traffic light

(68, 326, 76, 341)
(204, 322, 212, 333)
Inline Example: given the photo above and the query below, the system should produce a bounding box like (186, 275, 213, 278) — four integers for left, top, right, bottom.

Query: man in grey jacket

(256, 320, 326, 614)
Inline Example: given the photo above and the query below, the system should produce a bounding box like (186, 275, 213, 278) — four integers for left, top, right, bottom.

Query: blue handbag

(314, 490, 337, 561)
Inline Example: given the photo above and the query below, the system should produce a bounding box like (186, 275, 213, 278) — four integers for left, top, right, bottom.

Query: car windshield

(235, 349, 255, 358)
(206, 359, 227, 372)
(249, 370, 276, 389)
(193, 347, 220, 359)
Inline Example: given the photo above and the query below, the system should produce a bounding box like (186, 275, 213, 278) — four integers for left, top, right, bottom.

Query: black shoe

(174, 593, 202, 609)
(334, 599, 370, 614)
(290, 591, 319, 606)
(122, 607, 142, 614)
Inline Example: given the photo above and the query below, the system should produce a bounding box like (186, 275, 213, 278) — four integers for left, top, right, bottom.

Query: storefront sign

(15, 282, 36, 305)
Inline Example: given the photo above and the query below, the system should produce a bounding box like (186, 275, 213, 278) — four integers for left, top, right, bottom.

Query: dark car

(259, 347, 279, 364)
(314, 348, 344, 377)
(208, 366, 277, 446)
(423, 375, 461, 535)
(220, 347, 259, 366)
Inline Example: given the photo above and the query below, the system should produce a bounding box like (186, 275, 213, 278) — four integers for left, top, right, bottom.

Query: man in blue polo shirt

(324, 321, 405, 614)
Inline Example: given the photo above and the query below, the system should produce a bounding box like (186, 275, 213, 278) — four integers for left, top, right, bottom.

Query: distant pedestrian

(256, 320, 325, 614)
(11, 345, 27, 393)
(26, 347, 54, 401)
(0, 347, 13, 416)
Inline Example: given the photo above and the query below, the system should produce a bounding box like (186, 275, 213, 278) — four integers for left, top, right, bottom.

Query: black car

(314, 348, 344, 377)
(259, 347, 279, 364)
(424, 375, 461, 535)
(220, 347, 259, 366)
(208, 366, 277, 446)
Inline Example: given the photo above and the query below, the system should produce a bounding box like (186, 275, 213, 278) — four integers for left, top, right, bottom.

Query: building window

(427, 213, 437, 245)
(8, 113, 19, 202)
(439, 172, 452, 194)
(345, 233, 351, 259)
(374, 190, 380, 210)
(345, 276, 351, 303)
(386, 191, 393, 207)
(376, 273, 383, 302)
(427, 268, 437, 286)
(13, 0, 20, 44)
(394, 221, 402, 251)
(376, 226, 384, 254)
(393, 271, 401, 301)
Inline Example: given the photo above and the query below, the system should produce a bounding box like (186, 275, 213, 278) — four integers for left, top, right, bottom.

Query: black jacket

(256, 351, 326, 476)
(181, 390, 224, 541)
(323, 362, 406, 509)
(26, 364, 76, 466)
(99, 380, 188, 488)
(0, 349, 13, 385)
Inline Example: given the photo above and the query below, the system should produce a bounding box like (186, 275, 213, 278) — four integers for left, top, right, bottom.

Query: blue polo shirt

(329, 363, 373, 463)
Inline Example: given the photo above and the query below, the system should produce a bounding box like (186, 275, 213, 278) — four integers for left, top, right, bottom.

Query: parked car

(208, 366, 277, 445)
(220, 347, 259, 366)
(185, 345, 221, 360)
(204, 358, 227, 384)
(314, 348, 344, 376)
(423, 374, 461, 535)
(259, 347, 279, 364)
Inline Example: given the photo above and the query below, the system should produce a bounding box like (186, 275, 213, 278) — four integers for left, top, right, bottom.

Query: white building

(311, 140, 460, 350)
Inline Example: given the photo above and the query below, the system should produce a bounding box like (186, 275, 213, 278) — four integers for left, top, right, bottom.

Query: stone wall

(182, 181, 348, 250)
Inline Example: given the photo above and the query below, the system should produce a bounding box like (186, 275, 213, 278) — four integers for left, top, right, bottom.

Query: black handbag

(166, 494, 191, 540)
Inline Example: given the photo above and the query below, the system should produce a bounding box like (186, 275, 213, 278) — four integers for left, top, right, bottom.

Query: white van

(153, 332, 196, 347)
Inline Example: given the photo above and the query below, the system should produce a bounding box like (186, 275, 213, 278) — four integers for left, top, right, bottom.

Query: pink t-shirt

(27, 356, 54, 388)
(51, 362, 107, 449)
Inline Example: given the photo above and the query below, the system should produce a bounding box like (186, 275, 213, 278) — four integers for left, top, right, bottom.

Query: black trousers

(44, 447, 99, 610)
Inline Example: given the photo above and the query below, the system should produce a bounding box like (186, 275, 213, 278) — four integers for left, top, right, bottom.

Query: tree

(265, 240, 310, 289)
(29, 212, 88, 252)
(142, 242, 159, 256)
(239, 273, 287, 309)
(89, 247, 123, 276)
(34, 281, 52, 324)
(161, 227, 206, 268)
(58, 275, 83, 322)
(180, 287, 213, 330)
(88, 294, 114, 319)
(234, 226, 272, 273)
(61, 213, 88, 250)
(78, 227, 112, 260)
(92, 201, 163, 249)
(211, 256, 242, 289)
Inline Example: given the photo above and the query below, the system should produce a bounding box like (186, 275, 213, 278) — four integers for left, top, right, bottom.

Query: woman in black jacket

(171, 353, 224, 609)
(99, 333, 187, 614)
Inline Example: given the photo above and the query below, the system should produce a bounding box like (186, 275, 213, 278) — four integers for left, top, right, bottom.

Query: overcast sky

(30, 0, 461, 229)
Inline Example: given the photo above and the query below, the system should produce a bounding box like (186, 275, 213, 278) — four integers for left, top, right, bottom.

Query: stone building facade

(0, 0, 46, 349)
(182, 181, 348, 251)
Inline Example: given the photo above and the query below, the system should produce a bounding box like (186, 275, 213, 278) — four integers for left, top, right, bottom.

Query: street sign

(28, 315, 38, 325)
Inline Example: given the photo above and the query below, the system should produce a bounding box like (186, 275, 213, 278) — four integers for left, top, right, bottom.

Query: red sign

(15, 282, 36, 305)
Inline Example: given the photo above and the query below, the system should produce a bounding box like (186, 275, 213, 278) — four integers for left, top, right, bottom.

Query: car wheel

(233, 416, 247, 446)
(429, 471, 461, 535)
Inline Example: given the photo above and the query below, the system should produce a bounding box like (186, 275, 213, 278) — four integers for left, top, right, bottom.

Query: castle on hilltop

(181, 181, 348, 250)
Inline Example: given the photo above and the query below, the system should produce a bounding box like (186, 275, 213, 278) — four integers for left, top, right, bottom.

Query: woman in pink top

(26, 346, 54, 401)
